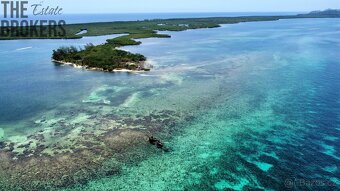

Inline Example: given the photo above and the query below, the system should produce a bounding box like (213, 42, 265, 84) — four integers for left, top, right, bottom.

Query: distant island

(298, 9, 340, 17)
(4, 9, 340, 71)
(1, 9, 339, 40)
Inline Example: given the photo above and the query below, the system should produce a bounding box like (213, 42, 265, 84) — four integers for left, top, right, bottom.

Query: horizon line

(0, 11, 308, 16)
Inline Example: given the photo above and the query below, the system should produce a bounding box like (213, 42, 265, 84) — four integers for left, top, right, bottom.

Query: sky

(18, 0, 340, 14)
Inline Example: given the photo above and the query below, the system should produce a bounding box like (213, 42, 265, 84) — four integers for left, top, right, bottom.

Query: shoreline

(52, 60, 151, 73)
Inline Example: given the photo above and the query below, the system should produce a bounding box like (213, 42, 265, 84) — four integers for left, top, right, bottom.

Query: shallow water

(0, 18, 339, 190)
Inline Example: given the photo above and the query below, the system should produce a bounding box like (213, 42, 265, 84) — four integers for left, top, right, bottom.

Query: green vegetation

(52, 43, 147, 71)
(51, 30, 172, 71)
(107, 31, 170, 47)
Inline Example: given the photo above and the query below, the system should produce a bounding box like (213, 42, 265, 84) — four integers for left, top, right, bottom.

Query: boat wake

(15, 47, 33, 51)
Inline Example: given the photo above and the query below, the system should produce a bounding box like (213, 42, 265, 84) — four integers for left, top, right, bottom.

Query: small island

(52, 31, 171, 71)
(52, 44, 149, 72)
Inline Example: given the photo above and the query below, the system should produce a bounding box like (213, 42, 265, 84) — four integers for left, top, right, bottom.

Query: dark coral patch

(0, 110, 185, 190)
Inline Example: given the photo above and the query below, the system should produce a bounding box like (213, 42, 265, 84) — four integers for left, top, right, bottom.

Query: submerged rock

(148, 136, 165, 149)
(0, 128, 4, 139)
(0, 141, 6, 149)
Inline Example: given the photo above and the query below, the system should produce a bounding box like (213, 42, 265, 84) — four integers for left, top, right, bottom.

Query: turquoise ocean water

(0, 18, 339, 190)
